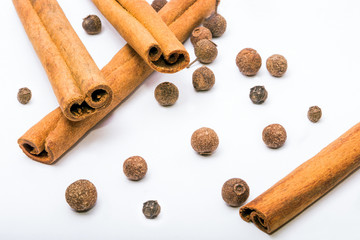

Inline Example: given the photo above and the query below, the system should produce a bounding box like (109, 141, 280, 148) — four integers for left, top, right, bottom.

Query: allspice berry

(187, 39, 218, 68)
(266, 54, 287, 77)
(82, 15, 102, 35)
(191, 127, 219, 155)
(154, 82, 179, 106)
(308, 106, 322, 123)
(249, 86, 268, 104)
(236, 48, 262, 76)
(123, 156, 148, 181)
(222, 178, 250, 207)
(192, 66, 215, 91)
(17, 87, 32, 104)
(151, 0, 167, 12)
(143, 200, 161, 219)
(262, 124, 287, 149)
(190, 27, 212, 46)
(203, 13, 227, 37)
(65, 179, 97, 212)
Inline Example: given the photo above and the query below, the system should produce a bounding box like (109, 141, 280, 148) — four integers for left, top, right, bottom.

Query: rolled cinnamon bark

(17, 0, 216, 164)
(92, 0, 190, 73)
(13, 0, 112, 122)
(240, 123, 360, 234)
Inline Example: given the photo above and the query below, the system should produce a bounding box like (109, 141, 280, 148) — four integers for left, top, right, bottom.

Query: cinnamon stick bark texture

(240, 123, 360, 234)
(13, 0, 113, 122)
(17, 0, 216, 164)
(92, 0, 190, 73)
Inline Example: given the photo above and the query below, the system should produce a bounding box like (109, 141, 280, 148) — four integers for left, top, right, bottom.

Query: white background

(1, 0, 360, 239)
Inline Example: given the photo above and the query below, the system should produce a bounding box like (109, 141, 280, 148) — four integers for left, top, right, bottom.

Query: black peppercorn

(142, 200, 161, 219)
(17, 87, 32, 104)
(82, 15, 102, 35)
(249, 86, 268, 104)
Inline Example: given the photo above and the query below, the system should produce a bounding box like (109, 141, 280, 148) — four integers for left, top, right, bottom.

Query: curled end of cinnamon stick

(18, 138, 54, 165)
(148, 49, 190, 73)
(240, 207, 271, 234)
(62, 85, 113, 122)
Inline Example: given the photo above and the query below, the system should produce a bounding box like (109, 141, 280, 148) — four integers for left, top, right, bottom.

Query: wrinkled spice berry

(143, 200, 161, 219)
(190, 27, 212, 46)
(82, 15, 102, 35)
(192, 66, 215, 91)
(187, 39, 218, 68)
(17, 87, 32, 104)
(266, 54, 288, 77)
(65, 179, 97, 212)
(308, 106, 322, 123)
(236, 48, 262, 76)
(203, 13, 227, 37)
(154, 82, 179, 106)
(191, 127, 219, 155)
(151, 0, 167, 12)
(222, 178, 250, 207)
(249, 86, 268, 104)
(262, 124, 287, 149)
(123, 156, 148, 181)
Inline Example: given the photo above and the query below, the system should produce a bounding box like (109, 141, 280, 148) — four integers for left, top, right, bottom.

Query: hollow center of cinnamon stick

(149, 46, 161, 61)
(91, 89, 107, 103)
(70, 102, 96, 117)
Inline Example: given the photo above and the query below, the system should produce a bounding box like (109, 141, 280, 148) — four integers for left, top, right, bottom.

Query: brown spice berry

(65, 179, 97, 212)
(82, 15, 102, 35)
(123, 156, 148, 181)
(154, 82, 179, 106)
(190, 27, 212, 46)
(222, 178, 250, 207)
(308, 106, 322, 123)
(192, 66, 215, 91)
(203, 13, 227, 37)
(262, 124, 287, 149)
(191, 127, 219, 155)
(236, 48, 262, 76)
(266, 54, 287, 77)
(17, 87, 32, 104)
(142, 200, 161, 219)
(249, 86, 268, 104)
(151, 0, 167, 12)
(188, 39, 218, 68)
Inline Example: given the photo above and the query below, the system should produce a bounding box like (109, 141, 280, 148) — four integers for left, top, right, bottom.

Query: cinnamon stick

(92, 0, 190, 73)
(240, 123, 360, 234)
(17, 0, 216, 164)
(13, 0, 113, 122)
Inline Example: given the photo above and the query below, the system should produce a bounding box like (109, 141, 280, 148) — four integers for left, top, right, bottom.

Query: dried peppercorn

(151, 0, 167, 12)
(191, 127, 219, 155)
(249, 86, 268, 104)
(203, 13, 227, 37)
(190, 27, 212, 46)
(123, 156, 148, 181)
(266, 54, 287, 77)
(143, 200, 161, 219)
(222, 178, 250, 207)
(154, 82, 179, 106)
(82, 15, 102, 35)
(192, 66, 215, 91)
(308, 106, 322, 123)
(65, 179, 97, 212)
(17, 87, 32, 104)
(187, 39, 218, 68)
(262, 124, 287, 149)
(236, 48, 262, 76)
